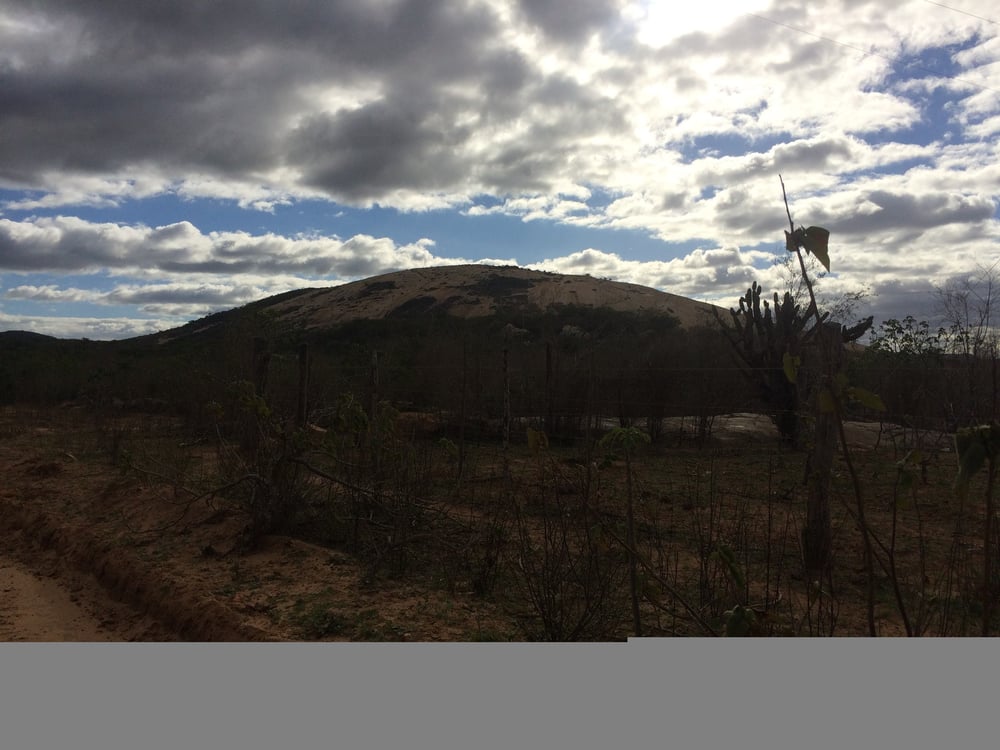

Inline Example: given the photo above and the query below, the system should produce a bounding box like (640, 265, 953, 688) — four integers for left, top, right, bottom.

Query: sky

(0, 0, 997, 340)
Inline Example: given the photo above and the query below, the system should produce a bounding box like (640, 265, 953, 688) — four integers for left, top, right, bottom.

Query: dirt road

(0, 552, 177, 641)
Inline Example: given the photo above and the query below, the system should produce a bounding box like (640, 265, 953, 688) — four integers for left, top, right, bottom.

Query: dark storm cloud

(830, 191, 996, 235)
(0, 55, 289, 179)
(478, 72, 628, 191)
(696, 137, 858, 193)
(0, 217, 150, 271)
(515, 0, 622, 43)
(284, 51, 625, 200)
(480, 49, 534, 106)
(0, 216, 463, 281)
(1, 0, 641, 205)
(0, 0, 513, 197)
(11, 0, 498, 72)
(5, 282, 249, 308)
(104, 285, 255, 307)
(287, 99, 471, 201)
(710, 183, 996, 242)
(484, 144, 569, 193)
(770, 139, 855, 172)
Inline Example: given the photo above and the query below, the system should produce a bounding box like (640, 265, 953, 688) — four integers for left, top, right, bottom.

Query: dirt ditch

(0, 411, 516, 642)
(1, 500, 268, 641)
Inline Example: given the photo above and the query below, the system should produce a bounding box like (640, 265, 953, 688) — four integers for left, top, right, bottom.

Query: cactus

(719, 282, 816, 445)
(719, 281, 872, 446)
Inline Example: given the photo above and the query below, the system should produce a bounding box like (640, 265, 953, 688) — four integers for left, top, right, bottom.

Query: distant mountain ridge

(0, 330, 60, 344)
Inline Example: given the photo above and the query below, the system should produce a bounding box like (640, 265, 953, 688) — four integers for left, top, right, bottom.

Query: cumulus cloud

(0, 216, 466, 278)
(0, 311, 175, 341)
(514, 0, 625, 44)
(2, 0, 992, 213)
(5, 279, 285, 317)
(530, 244, 765, 301)
(0, 215, 523, 335)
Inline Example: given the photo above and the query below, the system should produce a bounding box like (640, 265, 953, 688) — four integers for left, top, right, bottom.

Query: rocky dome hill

(162, 265, 724, 344)
(0, 265, 737, 410)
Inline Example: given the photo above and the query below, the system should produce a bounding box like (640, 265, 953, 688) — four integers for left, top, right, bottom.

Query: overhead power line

(922, 0, 997, 26)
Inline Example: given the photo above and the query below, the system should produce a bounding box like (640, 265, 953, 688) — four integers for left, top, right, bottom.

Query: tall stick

(781, 174, 877, 635)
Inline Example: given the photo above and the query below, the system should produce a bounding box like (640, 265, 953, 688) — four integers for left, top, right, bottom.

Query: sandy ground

(0, 411, 516, 642)
(0, 554, 174, 641)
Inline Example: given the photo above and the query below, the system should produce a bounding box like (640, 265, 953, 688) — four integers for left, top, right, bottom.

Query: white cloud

(529, 244, 765, 300)
(0, 216, 481, 279)
(629, 1, 775, 47)
(0, 311, 175, 340)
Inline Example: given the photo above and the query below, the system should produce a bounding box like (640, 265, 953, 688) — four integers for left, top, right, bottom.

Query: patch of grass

(290, 600, 349, 638)
(214, 565, 263, 597)
(469, 626, 516, 641)
(352, 608, 386, 640)
(284, 546, 311, 561)
(285, 587, 384, 639)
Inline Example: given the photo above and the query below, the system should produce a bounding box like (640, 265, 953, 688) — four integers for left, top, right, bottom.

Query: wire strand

(922, 0, 998, 26)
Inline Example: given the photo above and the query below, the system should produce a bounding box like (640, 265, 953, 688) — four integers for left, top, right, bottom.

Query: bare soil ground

(0, 407, 516, 641)
(0, 405, 985, 640)
(0, 553, 176, 641)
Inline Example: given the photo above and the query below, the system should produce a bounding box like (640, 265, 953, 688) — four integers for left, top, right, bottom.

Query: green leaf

(599, 426, 650, 453)
(801, 226, 831, 271)
(848, 386, 887, 412)
(782, 352, 801, 384)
